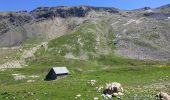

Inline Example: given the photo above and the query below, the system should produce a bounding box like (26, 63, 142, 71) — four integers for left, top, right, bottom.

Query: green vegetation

(21, 36, 46, 49)
(45, 23, 97, 56)
(0, 54, 170, 100)
(37, 21, 116, 59)
(147, 34, 160, 40)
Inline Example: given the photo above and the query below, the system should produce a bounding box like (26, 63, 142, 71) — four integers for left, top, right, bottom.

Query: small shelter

(45, 67, 69, 81)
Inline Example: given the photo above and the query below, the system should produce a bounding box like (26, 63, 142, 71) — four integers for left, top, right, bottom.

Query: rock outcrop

(30, 6, 119, 20)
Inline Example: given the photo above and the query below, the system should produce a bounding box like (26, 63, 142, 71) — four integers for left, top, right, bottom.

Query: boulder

(156, 92, 170, 100)
(103, 82, 124, 97)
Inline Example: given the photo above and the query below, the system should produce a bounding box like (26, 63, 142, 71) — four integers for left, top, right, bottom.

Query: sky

(0, 0, 170, 12)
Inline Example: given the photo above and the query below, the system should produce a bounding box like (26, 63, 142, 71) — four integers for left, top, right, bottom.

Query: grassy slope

(0, 33, 45, 64)
(0, 49, 21, 64)
(36, 20, 115, 58)
(0, 21, 170, 100)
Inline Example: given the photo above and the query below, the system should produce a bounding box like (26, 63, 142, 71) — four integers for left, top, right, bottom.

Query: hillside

(0, 5, 170, 60)
(0, 6, 118, 47)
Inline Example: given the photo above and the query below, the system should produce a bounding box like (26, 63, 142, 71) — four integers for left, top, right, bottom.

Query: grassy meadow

(0, 55, 170, 100)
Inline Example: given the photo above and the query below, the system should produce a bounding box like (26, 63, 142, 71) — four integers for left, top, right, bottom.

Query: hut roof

(52, 67, 69, 74)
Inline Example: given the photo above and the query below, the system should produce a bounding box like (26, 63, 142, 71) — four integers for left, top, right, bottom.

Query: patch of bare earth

(12, 74, 39, 82)
(0, 42, 48, 71)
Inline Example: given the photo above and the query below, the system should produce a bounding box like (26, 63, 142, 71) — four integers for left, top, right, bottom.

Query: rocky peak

(30, 6, 119, 19)
(0, 12, 32, 34)
(157, 4, 170, 9)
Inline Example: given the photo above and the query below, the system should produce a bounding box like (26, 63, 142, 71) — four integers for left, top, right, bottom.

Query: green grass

(0, 54, 169, 100)
(21, 36, 46, 49)
(45, 22, 97, 56)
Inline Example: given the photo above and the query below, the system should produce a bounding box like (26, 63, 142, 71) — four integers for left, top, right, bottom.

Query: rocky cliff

(0, 6, 119, 47)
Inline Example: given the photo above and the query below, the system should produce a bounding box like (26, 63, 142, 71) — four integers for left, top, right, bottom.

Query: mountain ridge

(0, 4, 170, 60)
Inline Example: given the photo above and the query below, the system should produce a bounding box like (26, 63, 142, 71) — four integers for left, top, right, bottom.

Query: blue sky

(0, 0, 170, 11)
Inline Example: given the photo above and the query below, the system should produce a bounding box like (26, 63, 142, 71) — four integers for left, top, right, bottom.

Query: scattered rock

(27, 80, 35, 83)
(75, 94, 81, 99)
(14, 75, 26, 80)
(101, 94, 112, 99)
(28, 75, 39, 78)
(12, 74, 20, 76)
(94, 97, 98, 100)
(88, 80, 97, 86)
(96, 86, 104, 92)
(103, 82, 124, 98)
(156, 92, 170, 100)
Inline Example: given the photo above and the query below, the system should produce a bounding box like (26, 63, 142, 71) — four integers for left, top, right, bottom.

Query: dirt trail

(0, 42, 48, 71)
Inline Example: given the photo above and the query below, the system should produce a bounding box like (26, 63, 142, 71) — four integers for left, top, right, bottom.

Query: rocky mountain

(30, 6, 119, 19)
(0, 6, 119, 47)
(1, 5, 170, 60)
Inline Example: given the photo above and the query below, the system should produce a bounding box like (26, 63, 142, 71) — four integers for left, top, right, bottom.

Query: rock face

(143, 12, 170, 20)
(30, 6, 119, 20)
(0, 13, 32, 33)
(0, 12, 32, 47)
(0, 6, 119, 47)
